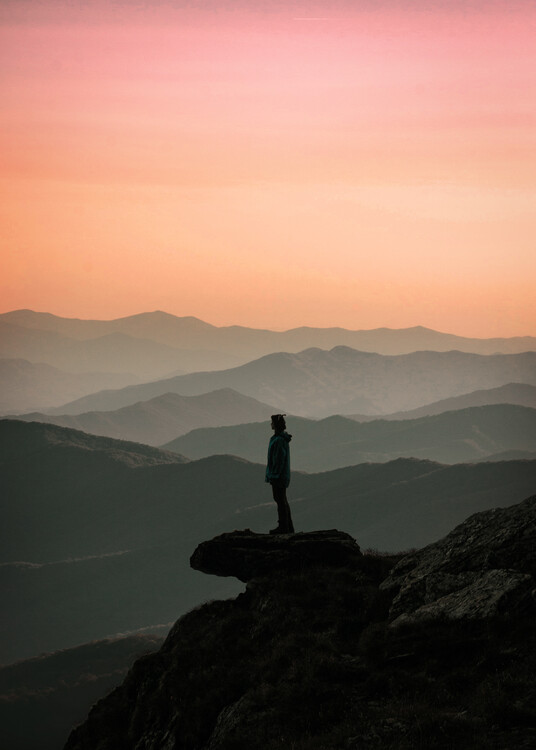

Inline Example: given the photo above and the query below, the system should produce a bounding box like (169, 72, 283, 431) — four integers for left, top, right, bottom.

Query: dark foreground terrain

(65, 496, 536, 749)
(0, 635, 164, 750)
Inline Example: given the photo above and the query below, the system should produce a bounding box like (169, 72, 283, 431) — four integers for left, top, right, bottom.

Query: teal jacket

(265, 431, 292, 488)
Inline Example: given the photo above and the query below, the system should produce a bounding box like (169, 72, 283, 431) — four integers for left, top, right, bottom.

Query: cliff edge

(65, 497, 536, 750)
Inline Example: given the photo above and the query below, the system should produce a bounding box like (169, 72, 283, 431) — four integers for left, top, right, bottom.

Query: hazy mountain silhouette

(0, 319, 242, 382)
(12, 389, 281, 446)
(0, 419, 189, 474)
(49, 348, 536, 417)
(3, 309, 535, 356)
(164, 404, 536, 470)
(0, 635, 163, 750)
(348, 382, 536, 421)
(2, 420, 535, 664)
(1, 310, 215, 344)
(473, 449, 536, 462)
(0, 358, 141, 414)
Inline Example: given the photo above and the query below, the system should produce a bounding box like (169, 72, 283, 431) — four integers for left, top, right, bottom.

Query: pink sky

(1, 1, 535, 336)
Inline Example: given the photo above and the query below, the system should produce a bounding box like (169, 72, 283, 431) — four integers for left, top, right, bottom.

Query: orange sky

(1, 1, 535, 336)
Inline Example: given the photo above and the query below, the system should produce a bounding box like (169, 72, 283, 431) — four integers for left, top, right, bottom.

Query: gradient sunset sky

(1, 0, 535, 336)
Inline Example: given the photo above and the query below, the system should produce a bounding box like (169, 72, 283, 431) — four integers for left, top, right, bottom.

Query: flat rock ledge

(190, 529, 362, 583)
(381, 494, 536, 625)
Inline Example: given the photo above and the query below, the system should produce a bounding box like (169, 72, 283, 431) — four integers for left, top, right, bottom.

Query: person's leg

(280, 487, 294, 533)
(284, 493, 295, 533)
(271, 483, 285, 532)
(271, 484, 294, 533)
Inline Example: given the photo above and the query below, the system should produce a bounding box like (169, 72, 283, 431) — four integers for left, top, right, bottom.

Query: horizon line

(1, 308, 535, 340)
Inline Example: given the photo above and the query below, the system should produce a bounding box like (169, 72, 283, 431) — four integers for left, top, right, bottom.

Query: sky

(1, 0, 535, 336)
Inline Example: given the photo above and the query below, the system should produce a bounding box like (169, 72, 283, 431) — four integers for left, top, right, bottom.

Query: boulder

(381, 494, 536, 623)
(190, 529, 362, 583)
(391, 569, 534, 626)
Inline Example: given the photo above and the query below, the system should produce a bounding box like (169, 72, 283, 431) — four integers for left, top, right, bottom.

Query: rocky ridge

(381, 494, 536, 625)
(65, 496, 536, 750)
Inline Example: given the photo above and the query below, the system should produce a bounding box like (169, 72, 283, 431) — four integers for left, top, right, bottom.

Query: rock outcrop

(190, 529, 362, 582)
(381, 494, 536, 625)
(64, 529, 386, 750)
(64, 496, 536, 750)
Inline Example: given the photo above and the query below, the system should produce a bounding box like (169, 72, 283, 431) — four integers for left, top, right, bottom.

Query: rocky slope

(65, 496, 536, 749)
(381, 495, 536, 626)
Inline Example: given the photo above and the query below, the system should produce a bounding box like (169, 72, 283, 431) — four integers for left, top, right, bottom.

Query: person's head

(271, 414, 286, 433)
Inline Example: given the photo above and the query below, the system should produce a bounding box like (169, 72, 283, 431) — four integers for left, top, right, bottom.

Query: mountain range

(12, 388, 280, 446)
(0, 358, 141, 414)
(47, 347, 536, 417)
(163, 404, 536, 470)
(2, 420, 535, 664)
(4, 309, 535, 415)
(348, 382, 536, 420)
(4, 309, 535, 357)
(0, 317, 243, 380)
(10, 381, 534, 452)
(2, 309, 535, 405)
(3, 308, 535, 749)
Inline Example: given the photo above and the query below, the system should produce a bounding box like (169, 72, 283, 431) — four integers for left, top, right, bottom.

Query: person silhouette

(265, 414, 295, 534)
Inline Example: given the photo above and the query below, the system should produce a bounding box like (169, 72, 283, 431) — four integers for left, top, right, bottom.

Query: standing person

(265, 414, 295, 534)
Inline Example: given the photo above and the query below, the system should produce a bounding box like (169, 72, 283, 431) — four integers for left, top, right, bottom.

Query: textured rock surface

(190, 528, 362, 582)
(64, 496, 536, 750)
(391, 569, 534, 627)
(64, 550, 385, 750)
(382, 494, 536, 623)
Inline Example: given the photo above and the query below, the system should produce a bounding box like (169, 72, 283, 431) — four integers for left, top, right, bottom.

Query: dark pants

(271, 483, 295, 533)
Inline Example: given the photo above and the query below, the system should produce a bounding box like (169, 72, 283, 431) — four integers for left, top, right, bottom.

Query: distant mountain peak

(122, 310, 206, 322)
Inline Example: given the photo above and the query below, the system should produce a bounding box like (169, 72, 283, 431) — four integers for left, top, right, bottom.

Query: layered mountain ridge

(1, 306, 534, 749)
(0, 358, 141, 414)
(4, 309, 535, 356)
(44, 348, 536, 417)
(12, 388, 280, 446)
(164, 403, 536, 469)
(348, 382, 536, 420)
(3, 309, 535, 415)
